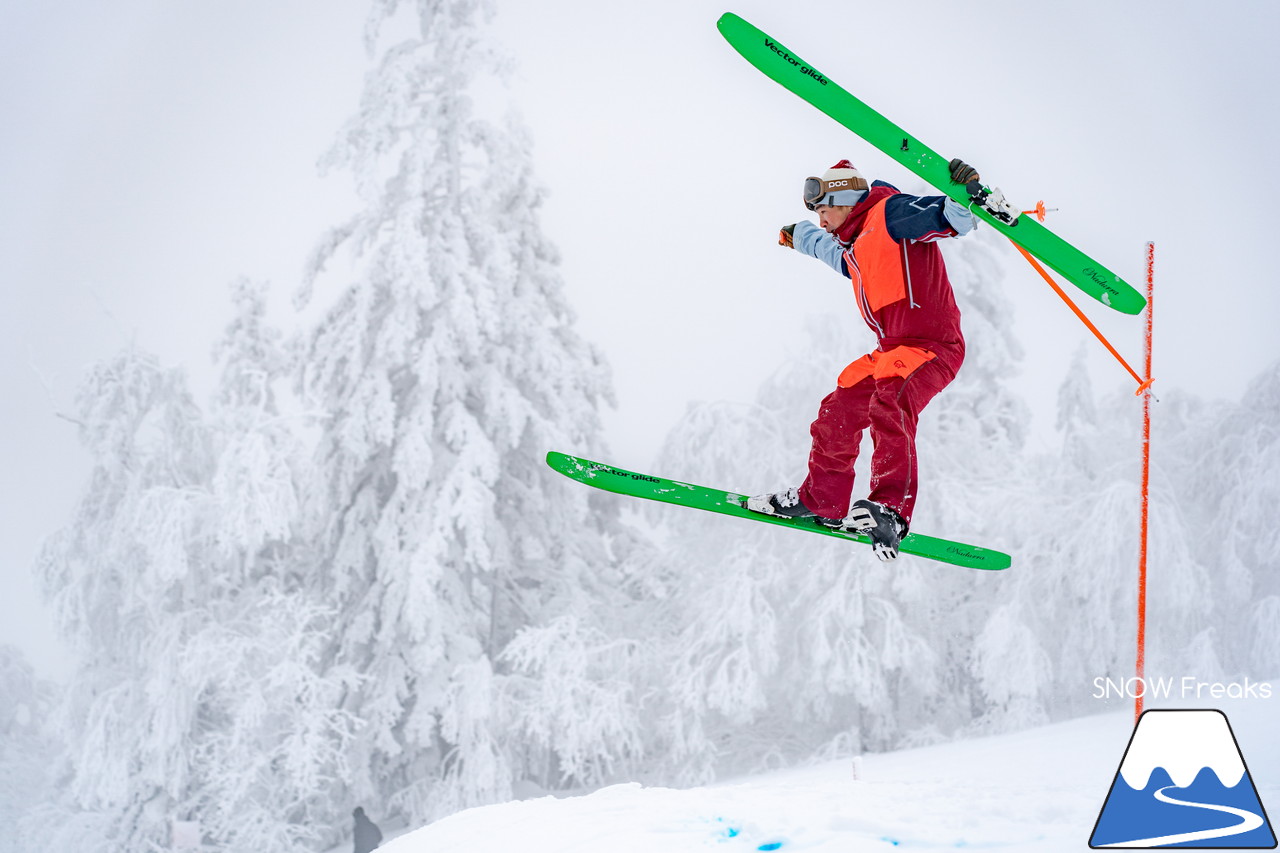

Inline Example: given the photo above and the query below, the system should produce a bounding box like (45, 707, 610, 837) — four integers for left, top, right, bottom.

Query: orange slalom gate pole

(1010, 241, 1154, 396)
(1135, 242, 1155, 722)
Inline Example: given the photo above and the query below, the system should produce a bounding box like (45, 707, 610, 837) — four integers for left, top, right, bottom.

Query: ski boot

(745, 486, 815, 519)
(843, 499, 908, 562)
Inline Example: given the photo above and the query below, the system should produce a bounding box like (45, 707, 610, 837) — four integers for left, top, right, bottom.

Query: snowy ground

(377, 690, 1278, 852)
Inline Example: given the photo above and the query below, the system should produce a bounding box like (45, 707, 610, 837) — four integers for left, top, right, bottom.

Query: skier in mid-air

(747, 158, 984, 561)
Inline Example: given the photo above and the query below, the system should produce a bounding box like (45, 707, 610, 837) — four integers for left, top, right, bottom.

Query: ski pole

(1009, 241, 1154, 395)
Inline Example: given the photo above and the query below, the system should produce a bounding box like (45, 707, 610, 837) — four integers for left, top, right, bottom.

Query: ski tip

(545, 450, 582, 475)
(715, 11, 753, 38)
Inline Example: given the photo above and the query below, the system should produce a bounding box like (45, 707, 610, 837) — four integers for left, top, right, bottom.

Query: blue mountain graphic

(1092, 765, 1276, 848)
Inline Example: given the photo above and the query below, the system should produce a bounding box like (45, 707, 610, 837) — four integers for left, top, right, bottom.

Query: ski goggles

(803, 175, 869, 211)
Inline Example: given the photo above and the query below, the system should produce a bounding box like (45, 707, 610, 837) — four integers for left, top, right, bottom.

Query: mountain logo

(1090, 709, 1276, 848)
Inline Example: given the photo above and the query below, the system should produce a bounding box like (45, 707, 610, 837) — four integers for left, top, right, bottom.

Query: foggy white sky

(3, 0, 1278, 680)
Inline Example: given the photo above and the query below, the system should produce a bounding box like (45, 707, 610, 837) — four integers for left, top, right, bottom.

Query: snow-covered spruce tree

(642, 220, 1027, 778)
(990, 350, 1210, 724)
(0, 646, 61, 853)
(32, 289, 359, 853)
(178, 280, 362, 852)
(1045, 361, 1280, 697)
(293, 0, 638, 823)
(965, 349, 1106, 730)
(33, 346, 215, 853)
(1161, 360, 1280, 680)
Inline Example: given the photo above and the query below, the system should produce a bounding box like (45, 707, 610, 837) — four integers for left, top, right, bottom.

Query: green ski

(716, 12, 1145, 316)
(547, 451, 1011, 571)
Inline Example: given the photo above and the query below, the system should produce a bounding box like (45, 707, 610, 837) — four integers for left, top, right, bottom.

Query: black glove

(949, 158, 981, 185)
(778, 224, 796, 249)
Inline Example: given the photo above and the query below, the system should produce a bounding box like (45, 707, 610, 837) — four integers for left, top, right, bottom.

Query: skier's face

(816, 204, 853, 233)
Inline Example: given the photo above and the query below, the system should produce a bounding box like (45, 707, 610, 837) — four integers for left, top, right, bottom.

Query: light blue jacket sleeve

(943, 197, 977, 235)
(791, 221, 849, 277)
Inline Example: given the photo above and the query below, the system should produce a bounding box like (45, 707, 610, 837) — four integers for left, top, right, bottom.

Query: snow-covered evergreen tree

(31, 288, 363, 853)
(292, 0, 637, 824)
(33, 345, 217, 851)
(982, 344, 1225, 724)
(1162, 359, 1280, 679)
(0, 646, 61, 853)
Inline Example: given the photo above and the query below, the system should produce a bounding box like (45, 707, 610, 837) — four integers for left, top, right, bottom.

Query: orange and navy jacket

(791, 182, 972, 357)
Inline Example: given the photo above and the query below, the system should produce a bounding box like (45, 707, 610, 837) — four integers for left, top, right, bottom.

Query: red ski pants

(797, 349, 959, 524)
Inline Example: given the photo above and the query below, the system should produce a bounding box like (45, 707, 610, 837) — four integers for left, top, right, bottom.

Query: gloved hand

(948, 158, 981, 185)
(949, 158, 985, 201)
(779, 224, 796, 249)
